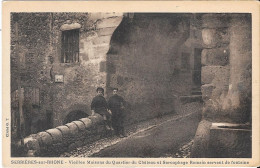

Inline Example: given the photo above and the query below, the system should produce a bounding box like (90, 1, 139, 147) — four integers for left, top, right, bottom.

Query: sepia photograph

(2, 1, 260, 167)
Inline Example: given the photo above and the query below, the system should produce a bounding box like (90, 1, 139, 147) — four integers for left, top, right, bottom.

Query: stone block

(46, 128, 63, 143)
(209, 123, 251, 158)
(97, 27, 117, 36)
(65, 122, 79, 135)
(202, 14, 230, 28)
(201, 66, 215, 84)
(201, 84, 216, 100)
(79, 118, 92, 129)
(201, 65, 230, 85)
(96, 17, 123, 29)
(92, 36, 111, 45)
(202, 28, 229, 48)
(202, 29, 217, 47)
(201, 48, 229, 66)
(191, 120, 212, 158)
(56, 125, 70, 138)
(37, 132, 53, 146)
(72, 121, 86, 132)
(60, 23, 81, 31)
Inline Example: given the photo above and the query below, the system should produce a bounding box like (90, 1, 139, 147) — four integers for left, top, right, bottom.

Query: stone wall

(11, 13, 55, 134)
(11, 13, 200, 135)
(199, 14, 251, 123)
(106, 14, 194, 124)
(191, 13, 252, 158)
(49, 13, 123, 126)
(21, 114, 105, 157)
(11, 13, 123, 135)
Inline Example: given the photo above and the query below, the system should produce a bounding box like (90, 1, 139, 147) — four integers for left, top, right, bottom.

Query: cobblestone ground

(60, 102, 201, 157)
(60, 112, 178, 157)
(161, 140, 194, 158)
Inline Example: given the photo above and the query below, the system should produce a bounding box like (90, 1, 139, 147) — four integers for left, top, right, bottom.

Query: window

(61, 29, 79, 63)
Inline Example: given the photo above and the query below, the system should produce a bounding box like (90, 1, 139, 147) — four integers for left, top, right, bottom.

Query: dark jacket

(91, 95, 109, 116)
(108, 94, 125, 113)
(108, 94, 126, 127)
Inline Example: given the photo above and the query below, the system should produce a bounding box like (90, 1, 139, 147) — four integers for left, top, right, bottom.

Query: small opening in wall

(63, 110, 88, 124)
(61, 29, 79, 63)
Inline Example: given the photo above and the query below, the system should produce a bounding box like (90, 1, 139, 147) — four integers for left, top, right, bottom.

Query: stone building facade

(191, 14, 252, 158)
(11, 13, 124, 136)
(11, 13, 201, 137)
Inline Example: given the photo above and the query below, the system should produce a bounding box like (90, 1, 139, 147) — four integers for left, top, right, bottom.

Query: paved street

(92, 111, 200, 157)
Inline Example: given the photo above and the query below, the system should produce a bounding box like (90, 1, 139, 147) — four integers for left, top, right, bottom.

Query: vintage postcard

(2, 1, 260, 167)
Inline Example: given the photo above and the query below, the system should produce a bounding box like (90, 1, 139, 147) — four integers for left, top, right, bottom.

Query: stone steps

(180, 95, 202, 104)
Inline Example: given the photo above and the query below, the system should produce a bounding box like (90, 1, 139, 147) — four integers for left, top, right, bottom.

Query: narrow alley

(60, 102, 201, 157)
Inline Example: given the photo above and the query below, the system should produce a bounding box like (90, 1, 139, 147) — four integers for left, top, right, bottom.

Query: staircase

(180, 87, 202, 104)
(191, 87, 202, 96)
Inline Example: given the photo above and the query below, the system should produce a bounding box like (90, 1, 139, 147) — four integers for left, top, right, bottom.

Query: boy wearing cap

(91, 87, 113, 130)
(108, 88, 126, 138)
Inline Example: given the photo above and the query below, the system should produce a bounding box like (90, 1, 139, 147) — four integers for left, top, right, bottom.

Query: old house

(11, 13, 202, 136)
(11, 12, 251, 158)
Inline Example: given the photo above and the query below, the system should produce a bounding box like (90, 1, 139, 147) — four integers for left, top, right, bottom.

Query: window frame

(61, 29, 80, 63)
